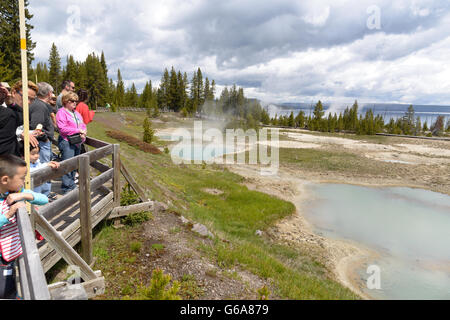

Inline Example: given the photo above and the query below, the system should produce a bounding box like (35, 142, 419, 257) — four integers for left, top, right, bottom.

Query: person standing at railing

(29, 83, 55, 166)
(0, 155, 48, 299)
(75, 89, 95, 126)
(0, 81, 40, 157)
(56, 92, 87, 194)
(75, 89, 95, 155)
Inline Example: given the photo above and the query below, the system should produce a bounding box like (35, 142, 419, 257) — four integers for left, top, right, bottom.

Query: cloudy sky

(28, 0, 450, 106)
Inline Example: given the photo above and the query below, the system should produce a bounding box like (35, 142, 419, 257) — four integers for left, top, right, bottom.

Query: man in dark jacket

(0, 85, 21, 156)
(0, 81, 39, 156)
(30, 82, 55, 163)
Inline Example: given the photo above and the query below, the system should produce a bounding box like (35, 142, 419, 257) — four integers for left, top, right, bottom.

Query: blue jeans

(38, 140, 52, 196)
(58, 137, 80, 194)
(39, 140, 51, 163)
(34, 183, 51, 197)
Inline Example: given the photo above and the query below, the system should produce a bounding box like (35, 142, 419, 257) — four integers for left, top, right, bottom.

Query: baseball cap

(0, 82, 11, 90)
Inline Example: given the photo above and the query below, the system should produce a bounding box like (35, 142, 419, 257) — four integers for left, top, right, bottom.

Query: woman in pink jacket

(56, 92, 87, 194)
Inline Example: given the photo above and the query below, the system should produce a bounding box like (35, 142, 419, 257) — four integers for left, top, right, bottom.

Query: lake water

(303, 183, 450, 300)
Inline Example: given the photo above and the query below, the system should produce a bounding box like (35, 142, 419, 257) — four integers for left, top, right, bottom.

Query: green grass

(279, 147, 389, 176)
(88, 113, 360, 300)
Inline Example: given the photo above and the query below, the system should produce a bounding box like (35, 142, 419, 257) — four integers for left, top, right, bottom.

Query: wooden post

(16, 207, 51, 300)
(79, 155, 92, 265)
(112, 144, 121, 207)
(18, 0, 31, 193)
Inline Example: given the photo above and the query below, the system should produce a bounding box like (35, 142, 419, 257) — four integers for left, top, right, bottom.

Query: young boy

(28, 144, 60, 199)
(0, 155, 49, 299)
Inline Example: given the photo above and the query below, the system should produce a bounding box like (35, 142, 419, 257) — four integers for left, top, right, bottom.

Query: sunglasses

(18, 91, 36, 103)
(68, 99, 78, 103)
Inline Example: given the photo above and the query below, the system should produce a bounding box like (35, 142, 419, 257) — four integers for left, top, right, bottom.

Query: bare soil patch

(139, 210, 274, 300)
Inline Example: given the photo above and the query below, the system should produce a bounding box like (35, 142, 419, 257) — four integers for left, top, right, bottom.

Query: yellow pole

(19, 0, 31, 191)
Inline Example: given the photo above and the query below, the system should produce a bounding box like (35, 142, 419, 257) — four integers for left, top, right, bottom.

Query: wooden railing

(15, 136, 156, 300)
(95, 107, 146, 113)
(95, 107, 171, 113)
(15, 137, 117, 299)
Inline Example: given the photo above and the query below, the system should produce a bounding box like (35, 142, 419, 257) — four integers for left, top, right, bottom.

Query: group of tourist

(0, 76, 96, 299)
(0, 79, 95, 197)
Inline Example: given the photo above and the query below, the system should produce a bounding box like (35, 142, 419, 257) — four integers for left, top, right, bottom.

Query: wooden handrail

(31, 144, 113, 187)
(40, 168, 114, 221)
(16, 207, 51, 300)
(85, 136, 111, 149)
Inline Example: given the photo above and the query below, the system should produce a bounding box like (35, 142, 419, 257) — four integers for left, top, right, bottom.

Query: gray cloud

(28, 0, 450, 105)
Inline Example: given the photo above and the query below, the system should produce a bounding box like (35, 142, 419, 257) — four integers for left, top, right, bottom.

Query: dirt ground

(138, 209, 275, 300)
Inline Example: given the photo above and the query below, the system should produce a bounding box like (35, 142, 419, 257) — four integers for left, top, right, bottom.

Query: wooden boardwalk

(15, 136, 155, 300)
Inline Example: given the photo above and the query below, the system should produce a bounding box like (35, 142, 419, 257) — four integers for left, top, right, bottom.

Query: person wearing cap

(0, 82, 12, 108)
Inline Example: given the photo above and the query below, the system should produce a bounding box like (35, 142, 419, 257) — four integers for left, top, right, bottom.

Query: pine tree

(351, 101, 359, 131)
(100, 51, 108, 77)
(210, 80, 216, 101)
(0, 0, 36, 82)
(190, 71, 198, 114)
(0, 51, 12, 81)
(115, 68, 125, 109)
(261, 109, 270, 125)
(125, 82, 138, 108)
(204, 77, 211, 102)
(177, 71, 186, 112)
(85, 52, 108, 108)
(158, 68, 170, 111)
(108, 78, 116, 110)
(76, 61, 88, 91)
(402, 105, 415, 135)
(143, 117, 154, 143)
(48, 43, 61, 92)
(63, 55, 77, 85)
(337, 113, 344, 132)
(236, 87, 245, 119)
(431, 116, 445, 136)
(295, 111, 305, 128)
(288, 112, 295, 127)
(139, 81, 152, 109)
(364, 109, 375, 135)
(196, 68, 204, 110)
(167, 67, 179, 111)
(313, 100, 324, 131)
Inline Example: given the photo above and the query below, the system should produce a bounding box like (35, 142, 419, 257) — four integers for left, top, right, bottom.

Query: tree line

(268, 101, 450, 137)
